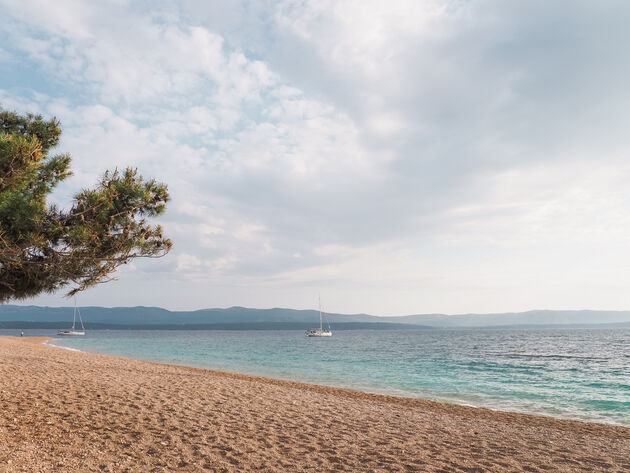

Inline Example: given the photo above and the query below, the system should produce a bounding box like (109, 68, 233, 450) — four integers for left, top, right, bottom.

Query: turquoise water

(10, 327, 629, 426)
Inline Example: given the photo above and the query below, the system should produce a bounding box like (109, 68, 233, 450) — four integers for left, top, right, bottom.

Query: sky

(2, 0, 630, 315)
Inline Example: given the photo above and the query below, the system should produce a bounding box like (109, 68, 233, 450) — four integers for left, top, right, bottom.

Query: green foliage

(0, 107, 172, 302)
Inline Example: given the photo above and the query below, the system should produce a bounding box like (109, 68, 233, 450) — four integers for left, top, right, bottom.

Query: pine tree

(0, 107, 172, 302)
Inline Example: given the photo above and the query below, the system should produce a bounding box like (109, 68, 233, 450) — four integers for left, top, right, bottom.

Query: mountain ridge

(1, 305, 629, 328)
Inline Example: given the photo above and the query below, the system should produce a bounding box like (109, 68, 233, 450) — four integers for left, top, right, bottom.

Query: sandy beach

(0, 336, 628, 472)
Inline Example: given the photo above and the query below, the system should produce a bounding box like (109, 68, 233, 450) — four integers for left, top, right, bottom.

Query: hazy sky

(2, 0, 630, 315)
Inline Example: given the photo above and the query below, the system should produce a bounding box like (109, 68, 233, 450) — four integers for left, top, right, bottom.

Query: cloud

(3, 1, 630, 313)
(176, 254, 202, 272)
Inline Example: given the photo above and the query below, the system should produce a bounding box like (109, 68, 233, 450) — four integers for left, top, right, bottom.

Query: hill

(1, 305, 629, 330)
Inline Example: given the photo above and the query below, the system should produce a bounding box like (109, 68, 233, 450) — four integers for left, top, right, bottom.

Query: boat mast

(319, 295, 323, 331)
(72, 296, 85, 331)
(72, 297, 77, 330)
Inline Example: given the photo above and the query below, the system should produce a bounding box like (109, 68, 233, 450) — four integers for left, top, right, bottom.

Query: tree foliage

(0, 108, 172, 302)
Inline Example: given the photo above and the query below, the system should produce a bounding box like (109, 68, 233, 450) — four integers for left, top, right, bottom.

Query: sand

(0, 336, 628, 472)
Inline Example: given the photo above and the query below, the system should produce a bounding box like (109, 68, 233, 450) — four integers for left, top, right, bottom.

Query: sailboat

(305, 297, 332, 337)
(57, 297, 85, 336)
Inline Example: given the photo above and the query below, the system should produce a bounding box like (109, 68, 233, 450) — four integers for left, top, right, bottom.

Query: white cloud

(4, 1, 630, 314)
(176, 254, 201, 272)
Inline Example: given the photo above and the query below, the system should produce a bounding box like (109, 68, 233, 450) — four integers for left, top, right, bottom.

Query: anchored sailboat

(57, 297, 85, 336)
(305, 297, 332, 337)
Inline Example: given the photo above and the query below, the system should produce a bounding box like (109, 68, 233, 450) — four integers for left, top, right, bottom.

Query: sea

(5, 327, 629, 426)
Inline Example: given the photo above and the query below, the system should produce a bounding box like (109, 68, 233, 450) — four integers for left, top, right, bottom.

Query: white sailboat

(305, 297, 332, 337)
(57, 297, 85, 336)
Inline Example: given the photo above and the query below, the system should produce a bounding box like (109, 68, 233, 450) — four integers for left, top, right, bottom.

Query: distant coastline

(2, 321, 630, 330)
(0, 321, 432, 330)
(1, 305, 630, 329)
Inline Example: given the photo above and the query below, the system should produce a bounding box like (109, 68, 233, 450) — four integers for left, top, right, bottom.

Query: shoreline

(1, 336, 629, 471)
(44, 335, 629, 428)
